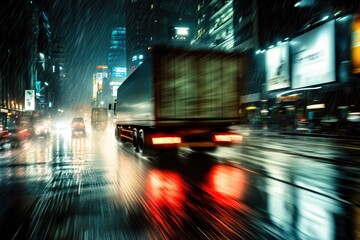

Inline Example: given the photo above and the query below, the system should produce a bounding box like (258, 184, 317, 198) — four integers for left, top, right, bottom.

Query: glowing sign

(352, 14, 360, 74)
(175, 27, 189, 36)
(291, 20, 335, 88)
(266, 43, 290, 91)
(96, 65, 108, 70)
(112, 67, 127, 78)
(24, 90, 35, 111)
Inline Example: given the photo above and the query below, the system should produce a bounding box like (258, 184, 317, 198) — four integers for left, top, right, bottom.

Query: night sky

(46, 0, 124, 110)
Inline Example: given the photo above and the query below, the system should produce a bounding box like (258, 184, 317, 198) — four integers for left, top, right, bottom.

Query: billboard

(266, 43, 290, 91)
(352, 14, 360, 74)
(93, 76, 97, 100)
(24, 90, 35, 111)
(291, 20, 335, 89)
(110, 81, 123, 97)
(112, 67, 127, 78)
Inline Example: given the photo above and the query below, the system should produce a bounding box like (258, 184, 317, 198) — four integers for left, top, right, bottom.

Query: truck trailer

(111, 46, 245, 154)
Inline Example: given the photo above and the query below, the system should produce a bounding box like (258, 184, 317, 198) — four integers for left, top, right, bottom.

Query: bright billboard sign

(266, 43, 290, 91)
(352, 14, 360, 74)
(110, 81, 123, 97)
(112, 85, 120, 97)
(175, 27, 189, 36)
(93, 78, 97, 100)
(112, 67, 127, 78)
(96, 65, 108, 70)
(24, 90, 35, 111)
(291, 20, 335, 89)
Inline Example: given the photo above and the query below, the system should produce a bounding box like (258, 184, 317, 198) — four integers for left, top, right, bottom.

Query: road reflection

(263, 152, 356, 240)
(146, 169, 186, 238)
(141, 153, 258, 239)
(294, 161, 345, 240)
(0, 130, 358, 239)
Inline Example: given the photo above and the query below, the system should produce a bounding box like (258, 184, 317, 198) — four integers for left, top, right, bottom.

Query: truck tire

(138, 129, 145, 154)
(133, 129, 139, 152)
(115, 127, 120, 141)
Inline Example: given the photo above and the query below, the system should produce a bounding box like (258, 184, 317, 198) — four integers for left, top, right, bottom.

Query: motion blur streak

(214, 134, 243, 143)
(146, 169, 187, 239)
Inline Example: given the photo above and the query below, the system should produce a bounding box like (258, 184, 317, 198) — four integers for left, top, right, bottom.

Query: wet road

(0, 127, 359, 239)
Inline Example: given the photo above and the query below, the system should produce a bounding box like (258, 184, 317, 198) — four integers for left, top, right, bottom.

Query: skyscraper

(108, 27, 126, 101)
(0, 0, 55, 126)
(193, 0, 235, 50)
(125, 0, 195, 75)
(51, 36, 66, 112)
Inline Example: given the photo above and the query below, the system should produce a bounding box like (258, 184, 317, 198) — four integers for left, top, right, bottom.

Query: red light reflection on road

(207, 164, 246, 207)
(199, 164, 249, 239)
(145, 169, 186, 237)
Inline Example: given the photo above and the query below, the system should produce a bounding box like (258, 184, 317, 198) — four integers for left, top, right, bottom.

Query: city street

(0, 126, 359, 239)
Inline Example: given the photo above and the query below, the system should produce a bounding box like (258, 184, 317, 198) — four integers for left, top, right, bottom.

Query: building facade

(51, 36, 66, 114)
(0, 0, 58, 128)
(107, 27, 127, 103)
(125, 0, 195, 75)
(193, 0, 360, 133)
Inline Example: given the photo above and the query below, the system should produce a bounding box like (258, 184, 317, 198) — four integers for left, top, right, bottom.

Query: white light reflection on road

(264, 150, 341, 240)
(295, 160, 341, 240)
(91, 128, 148, 207)
(265, 161, 294, 234)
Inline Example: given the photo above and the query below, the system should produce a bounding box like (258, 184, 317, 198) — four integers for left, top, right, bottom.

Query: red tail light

(213, 133, 243, 143)
(151, 136, 182, 145)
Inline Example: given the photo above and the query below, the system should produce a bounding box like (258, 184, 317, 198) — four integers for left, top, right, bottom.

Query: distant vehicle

(0, 124, 31, 149)
(347, 112, 360, 135)
(71, 117, 86, 135)
(0, 124, 10, 149)
(91, 107, 108, 131)
(109, 46, 244, 155)
(347, 112, 360, 123)
(33, 119, 51, 137)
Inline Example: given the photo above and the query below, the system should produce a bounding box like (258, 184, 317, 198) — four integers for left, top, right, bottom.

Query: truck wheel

(115, 127, 120, 141)
(133, 129, 139, 152)
(138, 129, 145, 154)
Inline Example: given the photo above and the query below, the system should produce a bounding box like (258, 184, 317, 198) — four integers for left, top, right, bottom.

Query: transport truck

(110, 46, 245, 154)
(91, 107, 108, 131)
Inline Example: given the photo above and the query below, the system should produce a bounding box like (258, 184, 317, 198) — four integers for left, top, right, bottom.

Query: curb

(279, 132, 360, 141)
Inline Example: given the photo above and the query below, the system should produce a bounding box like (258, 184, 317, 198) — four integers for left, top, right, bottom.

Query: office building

(108, 27, 127, 101)
(125, 0, 195, 75)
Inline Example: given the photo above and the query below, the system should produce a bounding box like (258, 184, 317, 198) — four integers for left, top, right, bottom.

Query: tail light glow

(151, 136, 182, 145)
(214, 133, 243, 143)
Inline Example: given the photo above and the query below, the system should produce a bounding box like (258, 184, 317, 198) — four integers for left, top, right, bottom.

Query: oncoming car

(33, 119, 51, 137)
(71, 117, 86, 135)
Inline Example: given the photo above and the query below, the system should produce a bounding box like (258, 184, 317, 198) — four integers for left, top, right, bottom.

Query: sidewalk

(231, 124, 360, 141)
(279, 130, 360, 140)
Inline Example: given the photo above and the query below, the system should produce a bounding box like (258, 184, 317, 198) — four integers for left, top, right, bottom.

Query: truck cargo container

(110, 46, 245, 154)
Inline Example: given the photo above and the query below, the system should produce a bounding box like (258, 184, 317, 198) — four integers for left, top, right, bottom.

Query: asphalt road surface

(0, 126, 359, 239)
